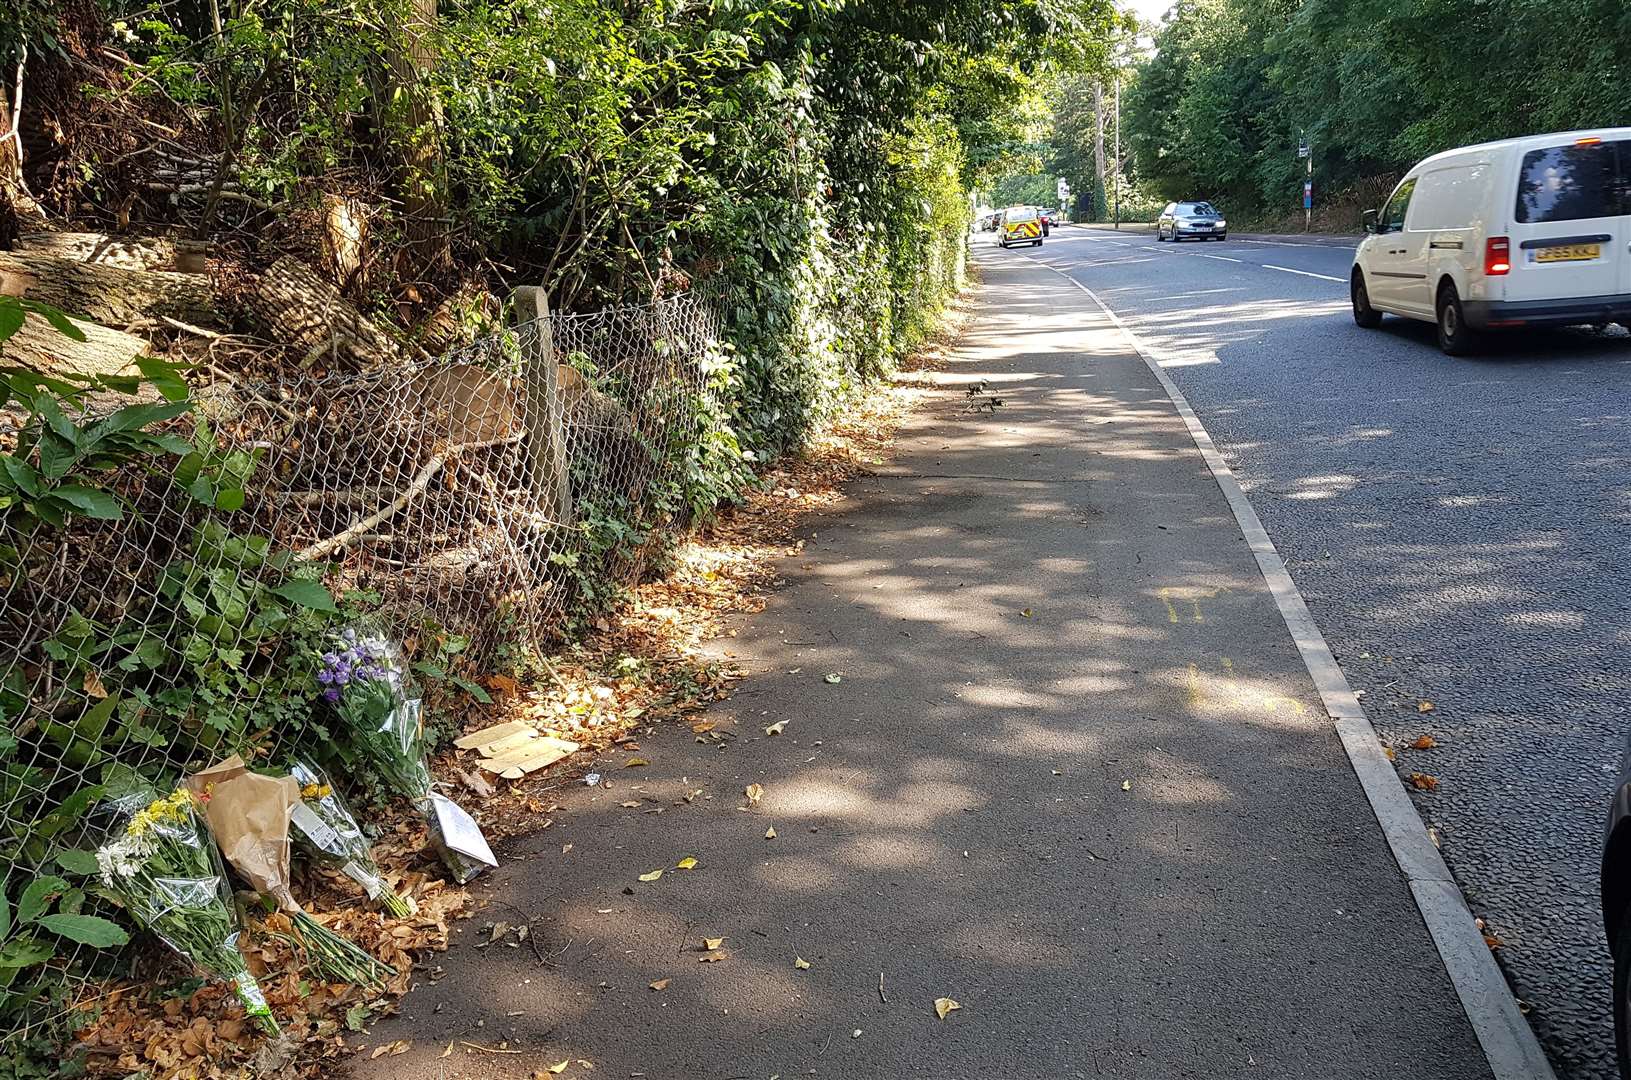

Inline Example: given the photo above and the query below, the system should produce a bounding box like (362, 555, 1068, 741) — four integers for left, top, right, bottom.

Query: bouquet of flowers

(318, 625, 497, 884)
(186, 757, 395, 992)
(288, 759, 415, 917)
(96, 787, 280, 1034)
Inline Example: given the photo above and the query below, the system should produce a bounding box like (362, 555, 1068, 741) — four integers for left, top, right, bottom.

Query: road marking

(1196, 253, 1242, 263)
(1016, 250, 1557, 1080)
(1263, 264, 1345, 282)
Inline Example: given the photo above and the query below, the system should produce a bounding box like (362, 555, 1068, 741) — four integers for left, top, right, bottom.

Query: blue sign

(1303, 180, 1313, 209)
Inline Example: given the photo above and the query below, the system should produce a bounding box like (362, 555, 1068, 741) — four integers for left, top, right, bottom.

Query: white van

(1351, 128, 1631, 354)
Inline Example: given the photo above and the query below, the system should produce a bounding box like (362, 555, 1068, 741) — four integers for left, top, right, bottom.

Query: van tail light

(1485, 236, 1512, 276)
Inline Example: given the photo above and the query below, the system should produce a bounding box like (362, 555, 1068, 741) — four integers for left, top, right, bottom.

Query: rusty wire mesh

(0, 289, 721, 1036)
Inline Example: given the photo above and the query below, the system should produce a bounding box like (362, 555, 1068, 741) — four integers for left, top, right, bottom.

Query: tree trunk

(0, 59, 47, 243)
(0, 313, 149, 378)
(241, 255, 413, 369)
(385, 0, 449, 274)
(15, 232, 203, 272)
(0, 252, 216, 327)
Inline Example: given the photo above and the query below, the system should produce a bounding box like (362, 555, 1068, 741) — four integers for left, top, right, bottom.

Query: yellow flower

(128, 788, 196, 836)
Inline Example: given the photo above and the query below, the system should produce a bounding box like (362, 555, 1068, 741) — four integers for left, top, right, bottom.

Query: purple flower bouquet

(317, 624, 495, 884)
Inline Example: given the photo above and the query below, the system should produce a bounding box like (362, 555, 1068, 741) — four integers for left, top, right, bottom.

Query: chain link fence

(0, 289, 721, 1038)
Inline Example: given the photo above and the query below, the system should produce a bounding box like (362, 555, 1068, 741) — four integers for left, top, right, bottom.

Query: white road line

(1263, 263, 1345, 283)
(1014, 249, 1556, 1080)
(1196, 253, 1242, 263)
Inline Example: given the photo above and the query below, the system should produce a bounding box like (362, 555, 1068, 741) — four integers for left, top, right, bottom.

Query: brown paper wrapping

(186, 755, 302, 912)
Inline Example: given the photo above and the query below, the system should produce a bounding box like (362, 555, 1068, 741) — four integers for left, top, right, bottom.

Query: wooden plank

(474, 729, 538, 757)
(479, 737, 579, 778)
(454, 720, 531, 750)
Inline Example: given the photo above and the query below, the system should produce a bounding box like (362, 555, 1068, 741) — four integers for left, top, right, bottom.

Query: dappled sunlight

(1283, 473, 1360, 500)
(832, 831, 947, 870)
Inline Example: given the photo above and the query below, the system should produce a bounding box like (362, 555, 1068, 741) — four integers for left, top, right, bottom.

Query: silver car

(1157, 201, 1228, 242)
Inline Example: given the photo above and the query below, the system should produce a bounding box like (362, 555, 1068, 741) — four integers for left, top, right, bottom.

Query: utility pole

(1113, 75, 1121, 230)
(1298, 130, 1312, 232)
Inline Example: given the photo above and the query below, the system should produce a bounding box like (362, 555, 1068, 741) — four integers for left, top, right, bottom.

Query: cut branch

(294, 434, 521, 562)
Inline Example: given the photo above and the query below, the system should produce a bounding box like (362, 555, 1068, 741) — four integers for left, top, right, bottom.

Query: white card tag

(429, 793, 497, 869)
(290, 801, 343, 852)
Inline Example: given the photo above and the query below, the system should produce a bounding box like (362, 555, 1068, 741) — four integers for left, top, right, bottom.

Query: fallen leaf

(625, 757, 649, 768)
(824, 673, 842, 684)
(649, 979, 670, 992)
(1020, 609, 1033, 618)
(765, 827, 777, 839)
(699, 953, 726, 963)
(620, 801, 641, 808)
(765, 721, 788, 736)
(1484, 934, 1505, 950)
(638, 869, 664, 882)
(691, 721, 716, 734)
(487, 674, 520, 695)
(547, 1062, 570, 1075)
(1384, 747, 1397, 761)
(1408, 772, 1439, 792)
(1418, 700, 1435, 713)
(1051, 769, 1062, 776)
(794, 956, 811, 969)
(442, 1042, 454, 1058)
(704, 937, 724, 950)
(676, 856, 698, 870)
(745, 783, 764, 804)
(562, 843, 574, 854)
(1410, 734, 1437, 750)
(1121, 780, 1131, 791)
(935, 997, 962, 1020)
(83, 670, 108, 699)
(852, 1029, 863, 1039)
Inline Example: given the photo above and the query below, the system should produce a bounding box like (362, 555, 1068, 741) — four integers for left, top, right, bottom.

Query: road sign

(1057, 177, 1070, 200)
(1303, 181, 1313, 209)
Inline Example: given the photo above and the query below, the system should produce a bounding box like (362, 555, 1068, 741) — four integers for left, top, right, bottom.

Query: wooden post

(510, 286, 573, 524)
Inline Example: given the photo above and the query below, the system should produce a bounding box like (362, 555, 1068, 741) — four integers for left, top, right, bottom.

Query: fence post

(510, 286, 574, 524)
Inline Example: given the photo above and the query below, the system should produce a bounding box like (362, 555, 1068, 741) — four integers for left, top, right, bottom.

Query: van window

(1515, 141, 1623, 224)
(1003, 207, 1038, 223)
(1381, 178, 1416, 232)
(1406, 165, 1486, 230)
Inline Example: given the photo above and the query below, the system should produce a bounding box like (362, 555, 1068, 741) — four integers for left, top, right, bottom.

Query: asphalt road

(1029, 223, 1631, 1079)
(348, 252, 1490, 1080)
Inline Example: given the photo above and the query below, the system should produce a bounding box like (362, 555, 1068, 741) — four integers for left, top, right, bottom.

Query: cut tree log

(242, 255, 416, 369)
(0, 252, 216, 328)
(0, 311, 148, 378)
(14, 232, 205, 273)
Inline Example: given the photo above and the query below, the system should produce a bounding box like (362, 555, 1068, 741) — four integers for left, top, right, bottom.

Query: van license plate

(1535, 243, 1600, 263)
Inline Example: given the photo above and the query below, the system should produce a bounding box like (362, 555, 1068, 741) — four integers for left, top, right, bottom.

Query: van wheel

(1351, 272, 1383, 329)
(1155, 226, 1166, 242)
(1436, 282, 1480, 356)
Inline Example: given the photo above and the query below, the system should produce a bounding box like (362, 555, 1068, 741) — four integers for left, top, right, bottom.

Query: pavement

(347, 245, 1496, 1079)
(1028, 222, 1631, 1079)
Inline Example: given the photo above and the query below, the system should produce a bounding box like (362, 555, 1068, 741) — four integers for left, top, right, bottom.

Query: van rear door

(1508, 138, 1626, 303)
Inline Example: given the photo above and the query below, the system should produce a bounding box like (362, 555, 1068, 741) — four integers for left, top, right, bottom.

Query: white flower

(96, 833, 154, 884)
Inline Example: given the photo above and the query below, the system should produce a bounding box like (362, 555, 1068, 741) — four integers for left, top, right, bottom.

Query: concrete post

(510, 286, 573, 524)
